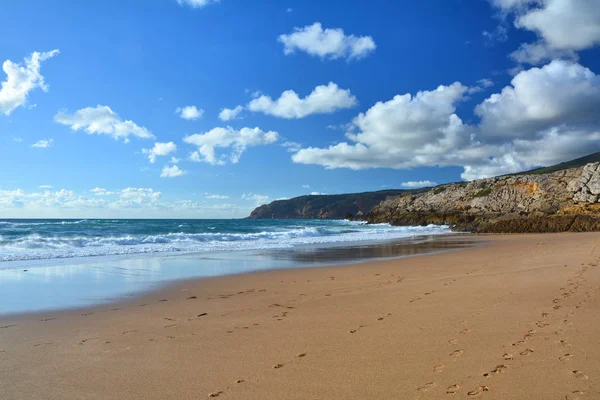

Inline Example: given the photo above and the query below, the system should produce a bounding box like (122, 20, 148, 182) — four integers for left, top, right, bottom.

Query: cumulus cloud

(0, 49, 59, 115)
(176, 0, 219, 8)
(31, 139, 54, 148)
(55, 105, 154, 142)
(91, 187, 116, 196)
(401, 181, 438, 188)
(160, 164, 186, 178)
(247, 82, 357, 119)
(219, 105, 243, 121)
(142, 142, 177, 163)
(0, 186, 254, 218)
(292, 60, 600, 181)
(281, 141, 302, 152)
(39, 185, 53, 189)
(278, 22, 376, 60)
(184, 126, 279, 165)
(475, 60, 600, 139)
(242, 193, 270, 206)
(205, 193, 229, 199)
(292, 82, 471, 170)
(176, 105, 204, 120)
(490, 0, 600, 64)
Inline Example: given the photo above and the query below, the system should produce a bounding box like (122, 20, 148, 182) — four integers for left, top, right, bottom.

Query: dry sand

(1, 233, 599, 399)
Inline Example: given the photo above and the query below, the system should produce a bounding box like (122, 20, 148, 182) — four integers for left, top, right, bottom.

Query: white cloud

(401, 181, 437, 188)
(142, 141, 177, 163)
(12, 136, 23, 143)
(248, 82, 357, 119)
(0, 186, 255, 218)
(293, 82, 471, 170)
(309, 191, 326, 195)
(90, 187, 116, 196)
(176, 0, 219, 8)
(475, 60, 600, 139)
(482, 25, 508, 44)
(278, 22, 376, 60)
(293, 60, 600, 181)
(302, 184, 310, 189)
(184, 126, 279, 165)
(55, 105, 154, 142)
(170, 156, 181, 164)
(281, 141, 302, 152)
(491, 0, 600, 64)
(39, 185, 53, 189)
(467, 78, 495, 94)
(242, 193, 270, 206)
(0, 49, 59, 116)
(176, 105, 204, 120)
(160, 165, 186, 178)
(219, 105, 243, 121)
(205, 193, 229, 199)
(31, 139, 54, 148)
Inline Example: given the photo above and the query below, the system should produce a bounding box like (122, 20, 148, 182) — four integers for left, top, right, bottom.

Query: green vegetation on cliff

(248, 189, 425, 220)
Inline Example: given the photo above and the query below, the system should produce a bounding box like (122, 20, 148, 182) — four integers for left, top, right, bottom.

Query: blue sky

(1, 0, 599, 218)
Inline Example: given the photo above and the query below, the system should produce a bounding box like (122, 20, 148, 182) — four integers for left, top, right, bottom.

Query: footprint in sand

(449, 349, 464, 357)
(296, 353, 306, 358)
(40, 318, 56, 322)
(349, 329, 357, 334)
(409, 297, 422, 303)
(559, 353, 574, 362)
(460, 328, 471, 334)
(208, 391, 223, 397)
(273, 364, 284, 369)
(566, 391, 585, 400)
(0, 324, 17, 329)
(446, 384, 460, 395)
(433, 364, 445, 373)
(512, 340, 526, 347)
(448, 338, 458, 345)
(467, 386, 489, 397)
(503, 353, 514, 360)
(491, 364, 508, 374)
(236, 379, 245, 384)
(417, 382, 436, 392)
(377, 317, 384, 321)
(519, 348, 534, 356)
(572, 370, 588, 381)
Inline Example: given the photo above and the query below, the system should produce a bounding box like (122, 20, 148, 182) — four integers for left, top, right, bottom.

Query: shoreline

(0, 234, 474, 317)
(1, 232, 599, 399)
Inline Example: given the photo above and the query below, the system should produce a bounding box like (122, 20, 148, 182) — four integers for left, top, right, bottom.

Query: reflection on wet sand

(266, 236, 476, 263)
(0, 235, 475, 315)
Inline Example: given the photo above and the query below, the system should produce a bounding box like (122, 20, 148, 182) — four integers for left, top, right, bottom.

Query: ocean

(0, 219, 451, 264)
(0, 219, 454, 314)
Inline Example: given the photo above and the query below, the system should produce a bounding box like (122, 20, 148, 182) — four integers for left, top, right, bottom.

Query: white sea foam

(0, 223, 451, 264)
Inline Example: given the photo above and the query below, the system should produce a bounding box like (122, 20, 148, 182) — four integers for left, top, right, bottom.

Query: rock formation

(367, 163, 600, 233)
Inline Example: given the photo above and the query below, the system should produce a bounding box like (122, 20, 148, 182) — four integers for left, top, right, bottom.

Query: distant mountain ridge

(248, 189, 427, 220)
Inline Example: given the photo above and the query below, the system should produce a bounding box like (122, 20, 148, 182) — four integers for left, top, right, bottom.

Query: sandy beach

(1, 233, 599, 399)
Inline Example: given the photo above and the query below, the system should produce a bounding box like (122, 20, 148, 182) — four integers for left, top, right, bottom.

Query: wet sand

(1, 233, 599, 399)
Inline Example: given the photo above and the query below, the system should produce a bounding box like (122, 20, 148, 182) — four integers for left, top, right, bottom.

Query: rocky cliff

(248, 190, 423, 220)
(367, 163, 600, 233)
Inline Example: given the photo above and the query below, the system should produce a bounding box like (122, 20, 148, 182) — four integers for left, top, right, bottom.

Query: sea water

(0, 219, 453, 314)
